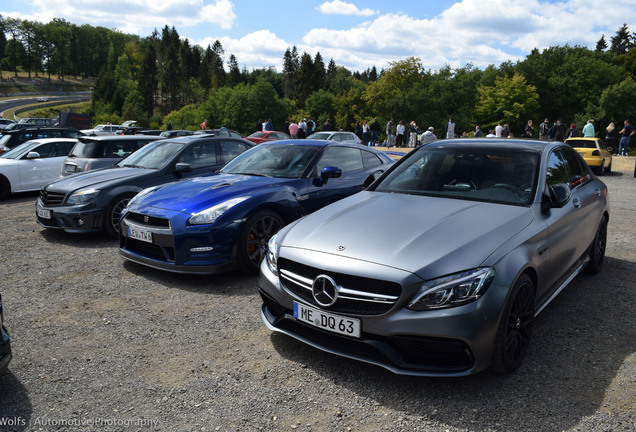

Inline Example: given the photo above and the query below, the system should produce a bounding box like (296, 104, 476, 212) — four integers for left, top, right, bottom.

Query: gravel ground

(0, 157, 634, 432)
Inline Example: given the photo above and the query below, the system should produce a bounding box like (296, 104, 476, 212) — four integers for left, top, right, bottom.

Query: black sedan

(36, 135, 254, 238)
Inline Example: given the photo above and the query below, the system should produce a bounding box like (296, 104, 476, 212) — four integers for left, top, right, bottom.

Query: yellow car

(565, 137, 612, 175)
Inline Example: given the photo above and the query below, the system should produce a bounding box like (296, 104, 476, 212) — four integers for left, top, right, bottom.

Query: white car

(0, 138, 77, 200)
(80, 124, 122, 136)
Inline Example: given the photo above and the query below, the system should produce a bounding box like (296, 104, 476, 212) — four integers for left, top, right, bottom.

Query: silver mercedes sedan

(258, 139, 609, 377)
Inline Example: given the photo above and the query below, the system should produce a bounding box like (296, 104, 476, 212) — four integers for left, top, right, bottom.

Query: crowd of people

(246, 115, 634, 155)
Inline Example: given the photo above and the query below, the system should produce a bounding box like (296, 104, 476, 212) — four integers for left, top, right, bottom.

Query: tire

(585, 216, 607, 274)
(104, 194, 134, 239)
(0, 176, 9, 200)
(238, 210, 284, 274)
(594, 163, 604, 176)
(606, 160, 611, 173)
(491, 274, 535, 374)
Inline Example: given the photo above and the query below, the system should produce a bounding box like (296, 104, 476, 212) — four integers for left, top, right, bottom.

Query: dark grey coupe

(259, 139, 609, 376)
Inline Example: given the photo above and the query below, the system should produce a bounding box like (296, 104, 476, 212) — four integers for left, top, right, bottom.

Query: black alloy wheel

(239, 210, 284, 274)
(492, 274, 535, 373)
(585, 216, 607, 274)
(105, 194, 134, 238)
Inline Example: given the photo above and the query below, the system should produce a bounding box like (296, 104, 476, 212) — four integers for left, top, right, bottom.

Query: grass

(0, 70, 93, 94)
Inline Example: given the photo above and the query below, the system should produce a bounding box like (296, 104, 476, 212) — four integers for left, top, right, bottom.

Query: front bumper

(119, 211, 241, 275)
(258, 255, 507, 377)
(36, 199, 104, 233)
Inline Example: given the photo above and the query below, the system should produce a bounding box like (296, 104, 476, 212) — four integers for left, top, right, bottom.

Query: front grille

(125, 212, 170, 228)
(260, 294, 474, 373)
(39, 190, 66, 206)
(123, 237, 175, 262)
(278, 258, 402, 316)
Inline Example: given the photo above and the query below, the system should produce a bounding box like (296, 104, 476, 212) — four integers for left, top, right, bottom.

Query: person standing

(395, 121, 405, 147)
(582, 119, 595, 137)
(200, 119, 208, 130)
(522, 120, 533, 138)
(386, 119, 395, 147)
(370, 118, 381, 146)
(445, 118, 456, 139)
(567, 123, 578, 138)
(502, 123, 510, 138)
(288, 120, 299, 139)
(256, 119, 263, 132)
(354, 121, 363, 141)
(166, 120, 173, 131)
(265, 119, 274, 131)
(408, 121, 418, 147)
(362, 120, 370, 146)
(420, 127, 437, 145)
(322, 118, 332, 131)
(495, 122, 504, 138)
(552, 119, 566, 142)
(298, 118, 307, 139)
(539, 118, 550, 140)
(605, 122, 617, 151)
(618, 120, 635, 156)
(474, 125, 483, 137)
(306, 117, 315, 135)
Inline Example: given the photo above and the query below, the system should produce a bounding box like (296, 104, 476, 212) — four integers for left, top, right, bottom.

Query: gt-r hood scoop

(281, 191, 533, 278)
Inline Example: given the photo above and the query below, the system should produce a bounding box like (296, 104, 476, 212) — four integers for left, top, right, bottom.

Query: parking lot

(0, 157, 634, 431)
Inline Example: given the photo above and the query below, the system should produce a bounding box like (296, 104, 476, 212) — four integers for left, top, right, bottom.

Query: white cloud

(317, 0, 377, 16)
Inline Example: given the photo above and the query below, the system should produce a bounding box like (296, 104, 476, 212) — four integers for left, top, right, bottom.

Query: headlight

(266, 233, 280, 275)
(188, 196, 250, 225)
(407, 268, 494, 311)
(66, 188, 99, 205)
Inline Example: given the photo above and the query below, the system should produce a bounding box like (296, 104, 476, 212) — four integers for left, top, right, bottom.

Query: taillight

(592, 150, 600, 156)
(84, 161, 91, 171)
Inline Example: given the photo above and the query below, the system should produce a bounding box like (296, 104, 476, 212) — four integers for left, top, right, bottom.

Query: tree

(138, 43, 158, 115)
(596, 78, 636, 126)
(610, 24, 635, 56)
(4, 17, 21, 77)
(596, 35, 608, 52)
(282, 46, 299, 99)
(227, 54, 241, 87)
(474, 72, 540, 133)
(0, 16, 6, 78)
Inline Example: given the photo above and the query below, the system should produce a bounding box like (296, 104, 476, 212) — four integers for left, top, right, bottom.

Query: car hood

(132, 173, 300, 214)
(45, 166, 150, 191)
(280, 191, 533, 279)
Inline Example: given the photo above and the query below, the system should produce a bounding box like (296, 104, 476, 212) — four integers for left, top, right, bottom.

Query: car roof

(78, 135, 163, 142)
(426, 138, 549, 153)
(2, 126, 79, 134)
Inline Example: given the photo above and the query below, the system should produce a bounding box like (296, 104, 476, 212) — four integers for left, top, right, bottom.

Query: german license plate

(64, 164, 77, 173)
(128, 226, 152, 243)
(293, 302, 361, 338)
(37, 206, 51, 219)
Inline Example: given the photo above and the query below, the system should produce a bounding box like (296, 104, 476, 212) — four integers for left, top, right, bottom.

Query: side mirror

(26, 151, 40, 159)
(542, 183, 571, 211)
(363, 170, 383, 189)
(175, 162, 192, 172)
(319, 166, 342, 184)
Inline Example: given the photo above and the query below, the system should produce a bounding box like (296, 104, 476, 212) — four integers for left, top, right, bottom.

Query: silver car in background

(259, 139, 609, 376)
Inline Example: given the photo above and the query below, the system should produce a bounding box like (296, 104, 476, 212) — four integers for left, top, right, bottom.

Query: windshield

(375, 146, 540, 206)
(221, 143, 321, 178)
(117, 140, 184, 169)
(248, 132, 267, 138)
(567, 139, 598, 149)
(69, 141, 95, 158)
(0, 141, 39, 159)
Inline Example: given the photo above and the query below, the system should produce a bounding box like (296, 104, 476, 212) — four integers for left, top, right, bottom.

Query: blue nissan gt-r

(119, 140, 394, 274)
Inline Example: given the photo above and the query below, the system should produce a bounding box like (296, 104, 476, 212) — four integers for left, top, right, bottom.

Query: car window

(361, 149, 383, 168)
(222, 144, 321, 178)
(546, 150, 569, 188)
(376, 146, 538, 206)
(229, 130, 242, 138)
(178, 141, 218, 169)
(316, 146, 364, 172)
(119, 140, 184, 170)
(219, 140, 251, 163)
(53, 141, 73, 157)
(561, 146, 592, 189)
(30, 143, 54, 158)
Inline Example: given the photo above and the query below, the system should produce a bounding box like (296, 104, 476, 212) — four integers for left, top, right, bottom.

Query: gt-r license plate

(293, 302, 361, 338)
(37, 207, 51, 219)
(128, 226, 152, 243)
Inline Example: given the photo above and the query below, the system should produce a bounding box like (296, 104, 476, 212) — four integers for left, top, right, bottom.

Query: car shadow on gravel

(38, 228, 114, 248)
(269, 256, 635, 432)
(0, 371, 32, 431)
(121, 260, 258, 297)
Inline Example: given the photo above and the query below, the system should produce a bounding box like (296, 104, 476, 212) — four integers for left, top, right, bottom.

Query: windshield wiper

(122, 164, 145, 168)
(229, 172, 272, 177)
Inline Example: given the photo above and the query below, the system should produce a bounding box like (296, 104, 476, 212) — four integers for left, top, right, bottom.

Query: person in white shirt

(420, 127, 437, 145)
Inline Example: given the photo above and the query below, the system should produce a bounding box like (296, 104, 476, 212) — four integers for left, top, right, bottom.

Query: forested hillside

(1, 16, 635, 137)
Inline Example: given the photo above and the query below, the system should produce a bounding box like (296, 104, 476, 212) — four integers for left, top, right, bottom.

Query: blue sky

(2, 0, 635, 72)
